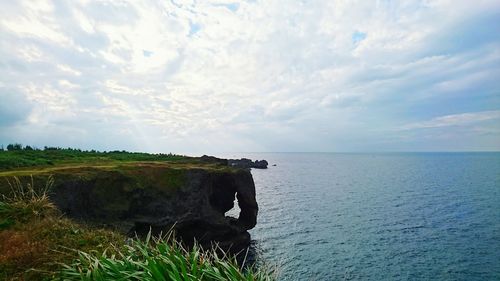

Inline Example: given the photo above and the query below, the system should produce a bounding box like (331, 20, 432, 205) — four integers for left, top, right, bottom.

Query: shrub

(6, 144, 22, 151)
(0, 176, 56, 224)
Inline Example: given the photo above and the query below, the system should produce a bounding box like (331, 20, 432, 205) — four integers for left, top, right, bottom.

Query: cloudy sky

(1, 0, 499, 154)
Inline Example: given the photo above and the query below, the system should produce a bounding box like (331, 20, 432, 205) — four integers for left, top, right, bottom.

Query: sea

(220, 152, 500, 280)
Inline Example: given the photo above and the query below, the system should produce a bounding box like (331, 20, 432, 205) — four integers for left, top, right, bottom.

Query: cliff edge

(0, 160, 258, 251)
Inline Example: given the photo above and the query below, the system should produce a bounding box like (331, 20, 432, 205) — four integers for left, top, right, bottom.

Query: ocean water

(222, 153, 500, 280)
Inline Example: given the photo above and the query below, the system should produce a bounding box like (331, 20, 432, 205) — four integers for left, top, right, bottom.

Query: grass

(0, 146, 237, 180)
(60, 232, 275, 281)
(0, 176, 125, 280)
(0, 162, 236, 206)
(0, 177, 276, 281)
(0, 146, 189, 170)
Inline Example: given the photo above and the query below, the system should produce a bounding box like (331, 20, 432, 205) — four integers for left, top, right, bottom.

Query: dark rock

(199, 155, 228, 166)
(228, 158, 268, 169)
(27, 165, 258, 252)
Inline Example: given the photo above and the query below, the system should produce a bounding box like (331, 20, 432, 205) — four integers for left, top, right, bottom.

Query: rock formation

(4, 162, 258, 252)
(200, 155, 268, 169)
(227, 158, 268, 169)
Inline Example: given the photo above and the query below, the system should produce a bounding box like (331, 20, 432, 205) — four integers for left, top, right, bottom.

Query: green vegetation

(0, 162, 230, 199)
(0, 144, 189, 170)
(0, 176, 124, 280)
(60, 232, 274, 281)
(0, 177, 275, 280)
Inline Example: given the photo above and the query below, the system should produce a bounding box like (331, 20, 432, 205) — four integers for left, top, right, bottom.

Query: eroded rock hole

(210, 174, 241, 219)
(208, 172, 257, 230)
(225, 197, 241, 218)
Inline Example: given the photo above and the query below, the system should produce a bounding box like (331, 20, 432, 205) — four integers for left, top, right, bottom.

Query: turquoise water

(224, 153, 500, 280)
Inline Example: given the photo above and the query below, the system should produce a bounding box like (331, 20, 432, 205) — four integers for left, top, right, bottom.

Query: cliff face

(0, 163, 258, 251)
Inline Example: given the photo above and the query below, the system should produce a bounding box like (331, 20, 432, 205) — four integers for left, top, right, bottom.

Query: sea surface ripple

(223, 152, 500, 280)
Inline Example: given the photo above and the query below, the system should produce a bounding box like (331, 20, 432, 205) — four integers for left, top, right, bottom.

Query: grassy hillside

(0, 177, 126, 280)
(0, 144, 189, 170)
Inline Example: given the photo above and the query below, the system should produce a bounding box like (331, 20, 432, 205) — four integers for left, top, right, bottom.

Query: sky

(0, 0, 499, 154)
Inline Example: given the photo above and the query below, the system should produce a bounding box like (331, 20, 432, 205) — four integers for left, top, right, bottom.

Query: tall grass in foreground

(0, 176, 125, 280)
(0, 176, 56, 228)
(60, 231, 276, 281)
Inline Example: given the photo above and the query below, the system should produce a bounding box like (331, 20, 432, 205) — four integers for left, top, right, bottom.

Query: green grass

(0, 177, 125, 280)
(60, 232, 275, 281)
(0, 176, 56, 226)
(0, 177, 276, 281)
(0, 147, 189, 170)
(0, 162, 236, 201)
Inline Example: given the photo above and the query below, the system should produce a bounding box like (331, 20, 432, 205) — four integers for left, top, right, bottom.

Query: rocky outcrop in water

(5, 163, 258, 251)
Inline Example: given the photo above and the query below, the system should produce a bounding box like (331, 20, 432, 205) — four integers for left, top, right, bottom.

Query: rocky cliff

(0, 162, 258, 251)
(200, 155, 268, 169)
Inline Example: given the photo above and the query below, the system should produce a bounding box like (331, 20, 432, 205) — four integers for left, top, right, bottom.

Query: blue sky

(0, 0, 499, 154)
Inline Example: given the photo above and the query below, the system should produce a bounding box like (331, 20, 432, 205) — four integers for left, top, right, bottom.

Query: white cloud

(73, 9, 95, 34)
(0, 0, 499, 152)
(57, 64, 82, 76)
(401, 111, 500, 130)
(1, 0, 74, 47)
